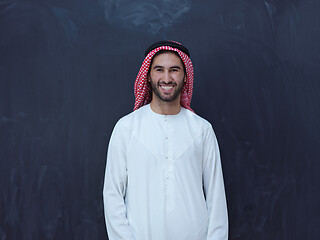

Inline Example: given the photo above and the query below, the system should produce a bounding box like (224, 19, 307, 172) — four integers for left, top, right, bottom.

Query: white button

(165, 156, 168, 159)
(165, 137, 168, 140)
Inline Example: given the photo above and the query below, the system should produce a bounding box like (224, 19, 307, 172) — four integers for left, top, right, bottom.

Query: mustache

(157, 81, 177, 86)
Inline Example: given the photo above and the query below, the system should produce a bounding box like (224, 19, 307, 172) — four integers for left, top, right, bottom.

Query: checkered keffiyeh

(134, 42, 194, 112)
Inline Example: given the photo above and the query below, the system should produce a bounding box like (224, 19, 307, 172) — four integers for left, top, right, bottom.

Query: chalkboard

(1, 0, 319, 239)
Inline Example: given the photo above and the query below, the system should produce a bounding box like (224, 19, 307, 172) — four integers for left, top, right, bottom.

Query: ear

(184, 74, 187, 83)
(147, 73, 151, 83)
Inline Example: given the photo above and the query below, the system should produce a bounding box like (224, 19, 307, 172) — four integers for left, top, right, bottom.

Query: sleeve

(103, 121, 134, 240)
(202, 124, 228, 240)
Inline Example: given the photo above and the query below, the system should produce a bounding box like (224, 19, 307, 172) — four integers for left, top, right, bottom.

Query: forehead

(151, 51, 184, 67)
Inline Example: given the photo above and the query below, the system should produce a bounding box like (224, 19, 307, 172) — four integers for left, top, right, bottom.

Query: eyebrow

(153, 65, 181, 69)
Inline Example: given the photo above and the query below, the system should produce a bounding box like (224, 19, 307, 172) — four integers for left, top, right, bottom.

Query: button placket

(164, 115, 168, 160)
(165, 166, 175, 212)
(163, 117, 176, 212)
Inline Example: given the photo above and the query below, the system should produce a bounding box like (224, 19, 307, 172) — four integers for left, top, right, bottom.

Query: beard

(150, 78, 184, 102)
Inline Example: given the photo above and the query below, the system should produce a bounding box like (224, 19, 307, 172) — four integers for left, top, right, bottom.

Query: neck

(150, 97, 181, 115)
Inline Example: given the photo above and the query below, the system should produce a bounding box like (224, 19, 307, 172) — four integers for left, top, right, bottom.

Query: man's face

(149, 52, 186, 103)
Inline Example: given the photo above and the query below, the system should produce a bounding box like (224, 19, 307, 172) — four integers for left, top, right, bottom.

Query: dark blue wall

(1, 0, 319, 239)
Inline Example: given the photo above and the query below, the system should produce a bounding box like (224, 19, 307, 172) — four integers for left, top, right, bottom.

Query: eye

(156, 68, 163, 72)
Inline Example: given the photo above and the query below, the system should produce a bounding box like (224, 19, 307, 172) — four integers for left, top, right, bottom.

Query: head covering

(134, 40, 194, 112)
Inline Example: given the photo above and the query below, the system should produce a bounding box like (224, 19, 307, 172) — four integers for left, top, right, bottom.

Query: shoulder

(182, 108, 213, 132)
(109, 106, 147, 145)
(183, 110, 221, 150)
(178, 108, 217, 141)
(114, 105, 148, 131)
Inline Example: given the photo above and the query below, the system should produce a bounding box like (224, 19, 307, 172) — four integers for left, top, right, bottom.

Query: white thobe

(103, 104, 228, 240)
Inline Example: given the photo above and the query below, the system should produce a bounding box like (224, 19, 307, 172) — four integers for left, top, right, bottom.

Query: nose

(163, 71, 172, 83)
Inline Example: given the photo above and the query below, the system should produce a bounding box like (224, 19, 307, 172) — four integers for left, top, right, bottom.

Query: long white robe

(103, 104, 228, 240)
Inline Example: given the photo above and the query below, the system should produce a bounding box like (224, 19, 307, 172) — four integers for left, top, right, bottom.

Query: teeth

(161, 86, 173, 90)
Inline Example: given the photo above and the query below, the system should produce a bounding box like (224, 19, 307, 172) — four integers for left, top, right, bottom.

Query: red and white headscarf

(134, 41, 194, 112)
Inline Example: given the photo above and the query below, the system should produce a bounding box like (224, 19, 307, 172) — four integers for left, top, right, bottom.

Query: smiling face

(148, 51, 186, 104)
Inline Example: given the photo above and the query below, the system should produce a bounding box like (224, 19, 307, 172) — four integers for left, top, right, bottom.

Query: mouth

(160, 85, 174, 90)
(159, 84, 175, 94)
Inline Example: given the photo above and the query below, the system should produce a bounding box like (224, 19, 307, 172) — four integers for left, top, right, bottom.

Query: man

(103, 40, 228, 240)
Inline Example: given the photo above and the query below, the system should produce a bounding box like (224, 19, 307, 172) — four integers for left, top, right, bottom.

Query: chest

(126, 118, 204, 171)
